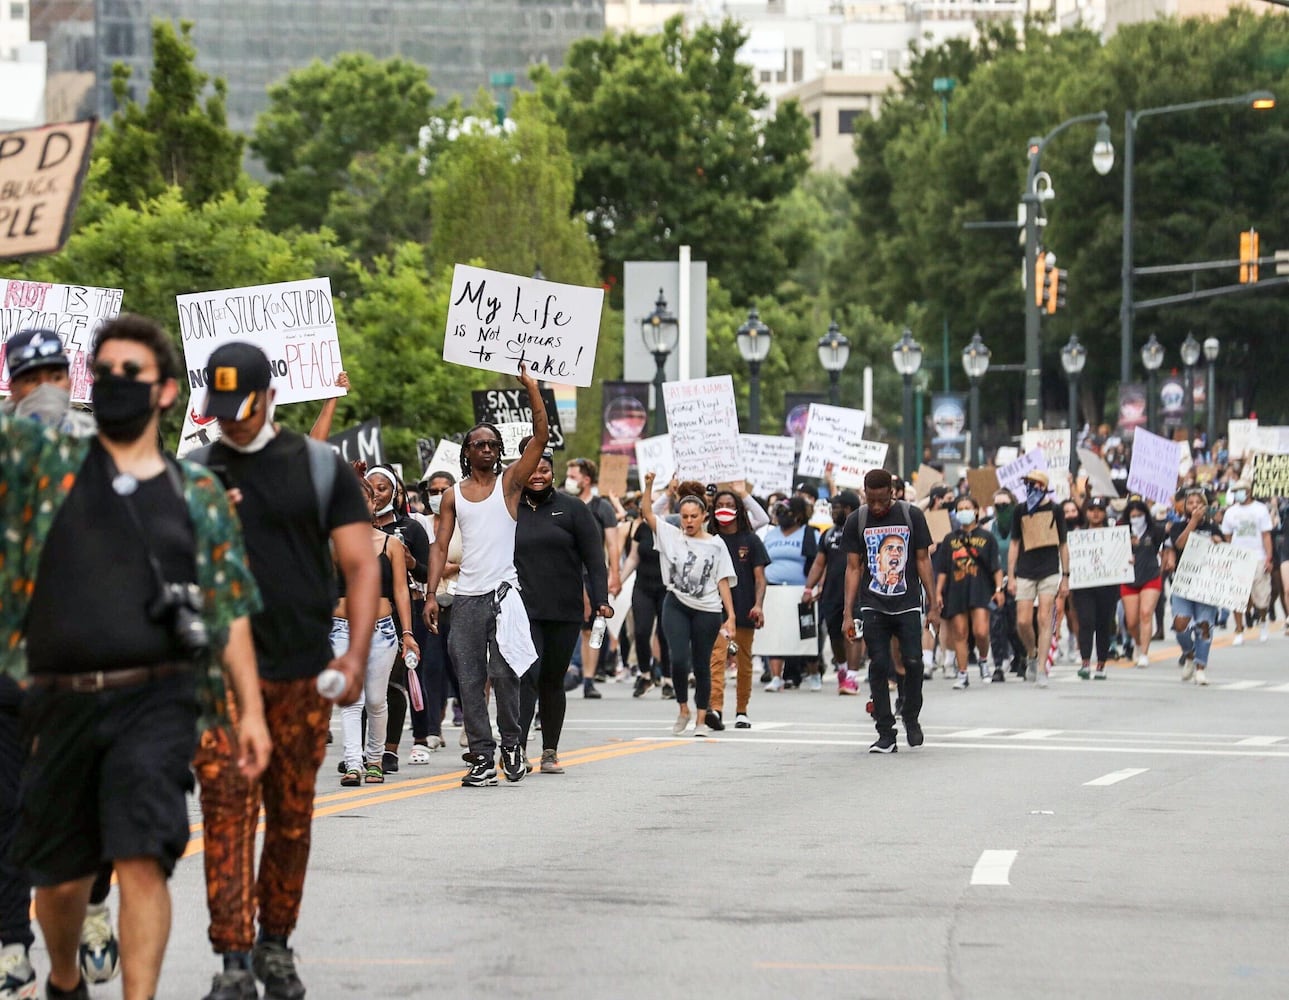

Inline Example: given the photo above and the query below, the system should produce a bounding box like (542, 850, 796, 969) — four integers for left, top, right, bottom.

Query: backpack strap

(303, 436, 336, 534)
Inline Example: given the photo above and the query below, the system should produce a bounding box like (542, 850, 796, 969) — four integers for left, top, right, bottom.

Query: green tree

(251, 54, 437, 233)
(96, 19, 245, 209)
(534, 17, 811, 304)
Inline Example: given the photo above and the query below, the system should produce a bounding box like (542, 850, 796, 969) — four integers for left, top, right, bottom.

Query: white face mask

(427, 493, 443, 515)
(13, 382, 71, 426)
(1130, 514, 1147, 534)
(220, 400, 278, 454)
(1234, 489, 1249, 503)
(955, 510, 976, 528)
(564, 477, 581, 495)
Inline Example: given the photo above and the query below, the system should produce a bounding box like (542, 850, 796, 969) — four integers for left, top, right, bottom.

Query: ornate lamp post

(892, 329, 923, 478)
(640, 289, 679, 435)
(736, 307, 773, 434)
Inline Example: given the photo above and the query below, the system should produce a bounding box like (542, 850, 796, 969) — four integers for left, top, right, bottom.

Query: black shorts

(13, 673, 198, 887)
(821, 606, 844, 646)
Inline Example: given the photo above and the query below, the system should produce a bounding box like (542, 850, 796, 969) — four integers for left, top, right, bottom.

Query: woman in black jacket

(515, 442, 611, 773)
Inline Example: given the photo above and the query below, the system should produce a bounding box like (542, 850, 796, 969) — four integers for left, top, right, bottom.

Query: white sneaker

(1037, 669, 1049, 688)
(80, 902, 120, 984)
(1195, 668, 1208, 686)
(806, 674, 822, 692)
(952, 672, 968, 690)
(764, 676, 784, 693)
(1181, 658, 1196, 682)
(1259, 624, 1269, 643)
(1136, 655, 1149, 669)
(734, 714, 751, 729)
(1233, 633, 1245, 646)
(0, 942, 36, 1000)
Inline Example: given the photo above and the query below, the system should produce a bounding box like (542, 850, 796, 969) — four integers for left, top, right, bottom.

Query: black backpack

(187, 436, 336, 533)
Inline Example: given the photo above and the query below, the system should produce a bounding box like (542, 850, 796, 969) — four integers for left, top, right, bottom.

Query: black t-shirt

(1124, 520, 1168, 587)
(817, 523, 848, 615)
(1012, 500, 1068, 580)
(933, 528, 1000, 610)
(716, 530, 770, 627)
(27, 444, 196, 674)
(1168, 517, 1227, 549)
(631, 520, 664, 591)
(204, 430, 370, 680)
(840, 502, 933, 616)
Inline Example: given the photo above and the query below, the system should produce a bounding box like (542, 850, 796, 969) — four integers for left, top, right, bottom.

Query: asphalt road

(68, 625, 1289, 998)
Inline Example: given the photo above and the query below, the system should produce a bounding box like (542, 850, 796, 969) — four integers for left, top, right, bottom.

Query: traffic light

(1240, 228, 1260, 283)
(1046, 268, 1068, 314)
(1034, 251, 1048, 307)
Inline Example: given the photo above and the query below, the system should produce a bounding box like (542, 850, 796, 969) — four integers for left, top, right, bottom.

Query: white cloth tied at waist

(496, 585, 537, 678)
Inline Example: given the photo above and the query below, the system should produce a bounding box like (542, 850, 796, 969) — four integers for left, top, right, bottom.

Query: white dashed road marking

(971, 850, 1018, 886)
(1235, 736, 1284, 746)
(1083, 767, 1150, 786)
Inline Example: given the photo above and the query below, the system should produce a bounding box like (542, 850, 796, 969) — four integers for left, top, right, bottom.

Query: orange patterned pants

(193, 677, 330, 953)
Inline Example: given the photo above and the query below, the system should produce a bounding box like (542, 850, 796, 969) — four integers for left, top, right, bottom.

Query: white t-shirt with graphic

(1222, 501, 1272, 555)
(654, 519, 736, 613)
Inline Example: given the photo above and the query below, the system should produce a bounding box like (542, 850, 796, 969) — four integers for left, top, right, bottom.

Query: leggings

(661, 593, 721, 710)
(519, 620, 582, 751)
(632, 582, 671, 681)
(1072, 586, 1118, 664)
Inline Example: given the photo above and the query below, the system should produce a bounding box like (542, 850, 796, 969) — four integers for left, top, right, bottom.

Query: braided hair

(707, 489, 751, 534)
(460, 422, 506, 479)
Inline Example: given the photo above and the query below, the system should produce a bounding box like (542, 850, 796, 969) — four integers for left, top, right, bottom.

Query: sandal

(341, 769, 360, 787)
(364, 763, 385, 784)
(408, 744, 434, 765)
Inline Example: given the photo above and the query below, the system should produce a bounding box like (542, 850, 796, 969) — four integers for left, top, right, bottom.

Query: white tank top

(453, 476, 520, 596)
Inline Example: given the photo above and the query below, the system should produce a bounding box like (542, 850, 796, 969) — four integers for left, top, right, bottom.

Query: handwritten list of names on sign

(662, 376, 743, 483)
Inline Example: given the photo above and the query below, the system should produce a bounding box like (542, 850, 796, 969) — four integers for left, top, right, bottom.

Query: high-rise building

(2, 1, 48, 129)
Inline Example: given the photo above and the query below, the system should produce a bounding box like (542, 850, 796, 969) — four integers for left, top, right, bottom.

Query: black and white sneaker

(705, 710, 726, 731)
(252, 941, 305, 1000)
(868, 733, 898, 754)
(500, 744, 527, 783)
(734, 714, 751, 729)
(461, 753, 497, 787)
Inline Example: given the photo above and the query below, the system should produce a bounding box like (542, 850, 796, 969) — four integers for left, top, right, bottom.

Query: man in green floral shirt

(0, 315, 270, 1000)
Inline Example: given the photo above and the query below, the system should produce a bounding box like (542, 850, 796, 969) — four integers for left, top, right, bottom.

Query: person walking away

(190, 341, 377, 1000)
(1006, 471, 1070, 687)
(1, 316, 271, 1000)
(842, 469, 938, 753)
(1222, 479, 1274, 645)
(803, 490, 863, 695)
(1167, 488, 1228, 685)
(640, 474, 737, 736)
(515, 443, 609, 772)
(424, 365, 548, 786)
(934, 496, 1003, 690)
(1071, 498, 1121, 680)
(1118, 495, 1168, 668)
(706, 490, 769, 729)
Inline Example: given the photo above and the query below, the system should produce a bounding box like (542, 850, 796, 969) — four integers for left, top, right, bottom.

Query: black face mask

(91, 374, 158, 443)
(523, 484, 555, 506)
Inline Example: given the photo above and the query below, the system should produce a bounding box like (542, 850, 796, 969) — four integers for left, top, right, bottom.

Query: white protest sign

(177, 277, 344, 406)
(835, 440, 889, 490)
(740, 434, 795, 495)
(752, 586, 818, 657)
(421, 440, 461, 481)
(797, 404, 866, 479)
(662, 376, 743, 483)
(1171, 534, 1261, 611)
(1248, 425, 1289, 456)
(1068, 527, 1134, 589)
(1023, 429, 1072, 500)
(1127, 428, 1179, 505)
(633, 434, 674, 486)
(443, 264, 604, 387)
(1228, 418, 1257, 459)
(997, 448, 1048, 501)
(176, 391, 223, 458)
(1178, 440, 1194, 477)
(495, 421, 532, 459)
(1, 279, 123, 402)
(994, 446, 1019, 466)
(1078, 448, 1118, 498)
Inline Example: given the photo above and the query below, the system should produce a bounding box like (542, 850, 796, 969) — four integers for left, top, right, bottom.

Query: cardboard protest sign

(328, 418, 384, 467)
(752, 586, 819, 657)
(834, 440, 889, 489)
(472, 386, 565, 450)
(1127, 428, 1179, 505)
(1228, 418, 1257, 459)
(997, 448, 1048, 502)
(1171, 534, 1261, 611)
(421, 440, 461, 481)
(1252, 453, 1289, 498)
(1022, 429, 1072, 500)
(966, 467, 1000, 503)
(1068, 526, 1134, 589)
(797, 404, 866, 479)
(662, 376, 742, 484)
(177, 277, 344, 406)
(925, 507, 953, 544)
(633, 434, 674, 487)
(1020, 509, 1060, 550)
(1078, 448, 1118, 498)
(599, 453, 630, 497)
(1, 279, 123, 402)
(443, 264, 604, 386)
(739, 434, 795, 496)
(916, 464, 944, 494)
(0, 119, 96, 260)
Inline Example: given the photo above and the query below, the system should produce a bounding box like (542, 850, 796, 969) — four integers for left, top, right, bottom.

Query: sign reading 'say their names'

(444, 264, 603, 387)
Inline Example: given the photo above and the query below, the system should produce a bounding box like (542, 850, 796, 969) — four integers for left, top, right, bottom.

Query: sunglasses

(467, 439, 501, 451)
(12, 336, 64, 364)
(91, 360, 152, 381)
(425, 487, 448, 496)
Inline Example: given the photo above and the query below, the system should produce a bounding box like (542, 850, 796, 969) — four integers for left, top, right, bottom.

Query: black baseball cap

(202, 342, 272, 420)
(6, 329, 68, 381)
(794, 481, 819, 499)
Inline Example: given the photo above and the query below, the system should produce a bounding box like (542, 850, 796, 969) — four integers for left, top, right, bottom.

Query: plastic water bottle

(404, 650, 419, 671)
(589, 615, 607, 649)
(316, 668, 347, 699)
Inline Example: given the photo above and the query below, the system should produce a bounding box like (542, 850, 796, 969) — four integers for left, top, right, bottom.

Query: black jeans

(989, 591, 1027, 668)
(863, 610, 924, 737)
(0, 680, 31, 949)
(661, 594, 721, 710)
(519, 620, 582, 751)
(1072, 586, 1118, 664)
(632, 582, 671, 681)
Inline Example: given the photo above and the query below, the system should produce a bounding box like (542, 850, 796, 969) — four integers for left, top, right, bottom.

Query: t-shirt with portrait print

(654, 519, 737, 614)
(839, 502, 933, 616)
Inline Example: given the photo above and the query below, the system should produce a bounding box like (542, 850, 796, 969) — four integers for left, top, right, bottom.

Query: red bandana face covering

(714, 509, 738, 525)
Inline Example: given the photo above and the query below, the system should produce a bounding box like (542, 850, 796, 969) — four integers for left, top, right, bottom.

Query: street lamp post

(961, 331, 991, 466)
(640, 289, 679, 435)
(1180, 331, 1201, 447)
(1119, 91, 1275, 386)
(1060, 335, 1087, 475)
(892, 329, 923, 478)
(1022, 113, 1114, 431)
(817, 320, 851, 406)
(1141, 334, 1164, 434)
(1203, 336, 1220, 453)
(736, 307, 773, 434)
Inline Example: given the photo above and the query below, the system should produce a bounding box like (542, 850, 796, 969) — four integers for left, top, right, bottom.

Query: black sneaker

(382, 751, 399, 774)
(500, 744, 526, 783)
(660, 682, 674, 699)
(583, 684, 602, 700)
(705, 710, 725, 731)
(905, 721, 924, 748)
(203, 969, 258, 1000)
(45, 976, 90, 999)
(632, 676, 654, 698)
(461, 752, 497, 787)
(868, 733, 898, 754)
(760, 668, 772, 683)
(992, 668, 1006, 683)
(252, 941, 304, 1000)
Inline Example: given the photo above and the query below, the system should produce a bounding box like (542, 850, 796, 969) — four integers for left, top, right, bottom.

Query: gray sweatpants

(447, 593, 522, 758)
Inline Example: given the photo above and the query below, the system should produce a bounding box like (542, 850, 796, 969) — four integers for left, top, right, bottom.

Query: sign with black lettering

(472, 387, 565, 450)
(1252, 453, 1289, 498)
(0, 119, 96, 260)
(1, 278, 122, 402)
(329, 418, 384, 467)
(176, 277, 344, 406)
